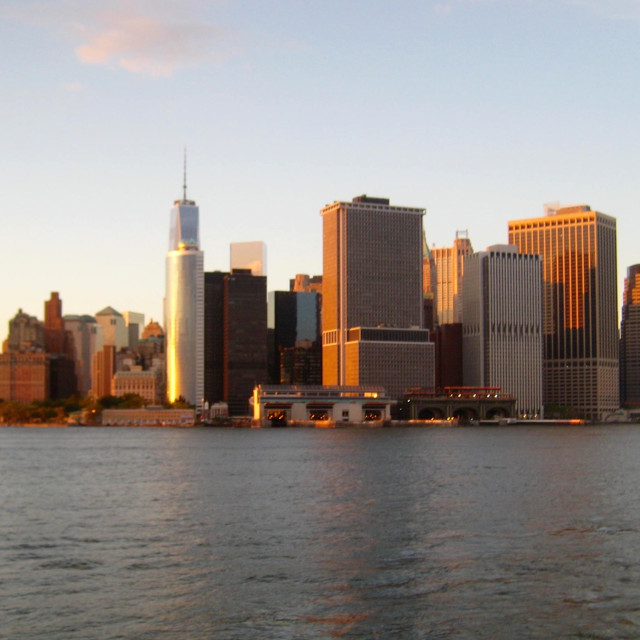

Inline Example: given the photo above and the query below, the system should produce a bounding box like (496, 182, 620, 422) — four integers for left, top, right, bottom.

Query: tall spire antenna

(183, 147, 187, 202)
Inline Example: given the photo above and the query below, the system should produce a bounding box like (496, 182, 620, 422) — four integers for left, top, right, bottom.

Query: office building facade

(321, 195, 433, 399)
(462, 245, 543, 418)
(268, 290, 321, 385)
(431, 231, 473, 326)
(204, 270, 268, 415)
(508, 204, 618, 420)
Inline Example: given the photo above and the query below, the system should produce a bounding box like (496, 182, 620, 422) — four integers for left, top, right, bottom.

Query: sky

(1, 0, 639, 334)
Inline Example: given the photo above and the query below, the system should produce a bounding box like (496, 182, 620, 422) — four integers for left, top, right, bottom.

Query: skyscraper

(509, 204, 618, 420)
(165, 169, 204, 409)
(64, 314, 102, 396)
(620, 264, 640, 407)
(44, 292, 66, 354)
(321, 195, 434, 399)
(462, 245, 543, 418)
(431, 231, 473, 326)
(203, 270, 267, 415)
(268, 290, 321, 384)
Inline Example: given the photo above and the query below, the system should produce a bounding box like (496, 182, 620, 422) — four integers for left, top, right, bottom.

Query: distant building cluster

(3, 178, 638, 423)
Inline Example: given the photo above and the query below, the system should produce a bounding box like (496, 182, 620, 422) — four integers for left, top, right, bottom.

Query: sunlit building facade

(321, 195, 434, 399)
(431, 231, 473, 326)
(165, 195, 204, 409)
(621, 264, 640, 407)
(508, 204, 618, 420)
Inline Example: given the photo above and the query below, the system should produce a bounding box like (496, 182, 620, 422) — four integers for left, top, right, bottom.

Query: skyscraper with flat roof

(203, 270, 267, 415)
(321, 195, 434, 399)
(508, 204, 618, 420)
(268, 290, 321, 385)
(462, 245, 543, 418)
(165, 173, 204, 409)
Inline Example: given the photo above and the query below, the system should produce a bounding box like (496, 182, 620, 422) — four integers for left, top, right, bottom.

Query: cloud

(74, 11, 235, 76)
(3, 1, 241, 77)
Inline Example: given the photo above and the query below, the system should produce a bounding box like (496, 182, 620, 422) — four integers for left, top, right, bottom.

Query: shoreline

(3, 419, 637, 428)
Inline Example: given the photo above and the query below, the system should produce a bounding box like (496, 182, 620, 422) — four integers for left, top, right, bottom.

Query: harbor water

(2, 424, 640, 639)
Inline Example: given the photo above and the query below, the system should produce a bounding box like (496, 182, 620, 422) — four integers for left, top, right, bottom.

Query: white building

(165, 185, 204, 410)
(462, 245, 543, 418)
(95, 306, 128, 350)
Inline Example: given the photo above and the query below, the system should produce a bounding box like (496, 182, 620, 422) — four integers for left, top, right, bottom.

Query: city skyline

(2, 1, 639, 333)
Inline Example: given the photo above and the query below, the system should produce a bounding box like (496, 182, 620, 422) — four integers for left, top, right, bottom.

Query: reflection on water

(2, 425, 640, 638)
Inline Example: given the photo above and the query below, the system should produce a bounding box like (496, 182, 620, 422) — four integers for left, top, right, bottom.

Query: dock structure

(400, 387, 516, 422)
(252, 384, 392, 427)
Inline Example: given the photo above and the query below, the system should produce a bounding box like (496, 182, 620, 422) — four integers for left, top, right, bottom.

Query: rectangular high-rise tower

(203, 270, 267, 415)
(462, 245, 543, 418)
(431, 231, 473, 326)
(508, 204, 618, 420)
(321, 195, 434, 399)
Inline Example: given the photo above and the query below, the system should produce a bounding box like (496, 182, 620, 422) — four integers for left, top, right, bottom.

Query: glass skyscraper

(165, 195, 204, 409)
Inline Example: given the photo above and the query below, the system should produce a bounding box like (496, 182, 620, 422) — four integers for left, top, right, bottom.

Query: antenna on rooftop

(182, 147, 187, 202)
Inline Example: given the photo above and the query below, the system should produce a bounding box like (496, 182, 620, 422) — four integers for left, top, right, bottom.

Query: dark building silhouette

(48, 354, 77, 399)
(433, 323, 463, 389)
(204, 269, 268, 415)
(268, 291, 321, 384)
(204, 271, 226, 405)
